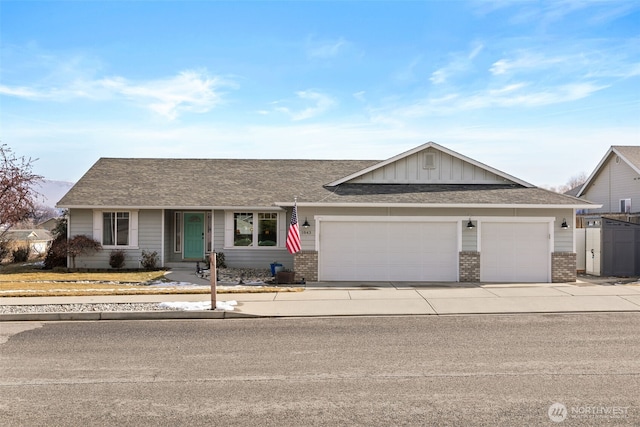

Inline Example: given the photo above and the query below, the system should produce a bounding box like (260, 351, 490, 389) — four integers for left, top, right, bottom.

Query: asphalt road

(1, 314, 639, 426)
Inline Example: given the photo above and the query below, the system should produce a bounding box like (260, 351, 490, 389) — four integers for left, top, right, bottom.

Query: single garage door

(480, 222, 550, 282)
(319, 220, 458, 281)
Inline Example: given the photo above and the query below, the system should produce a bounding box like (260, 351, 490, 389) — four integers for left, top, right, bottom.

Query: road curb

(0, 310, 262, 322)
(3, 309, 640, 322)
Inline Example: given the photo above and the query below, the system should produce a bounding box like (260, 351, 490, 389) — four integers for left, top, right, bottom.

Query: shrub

(51, 213, 67, 238)
(0, 239, 10, 263)
(43, 215, 69, 269)
(43, 234, 67, 269)
(12, 246, 30, 263)
(67, 235, 102, 269)
(109, 249, 126, 269)
(140, 250, 159, 270)
(216, 251, 227, 268)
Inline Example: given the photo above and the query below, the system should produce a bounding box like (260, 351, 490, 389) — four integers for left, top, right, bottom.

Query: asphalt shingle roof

(57, 158, 594, 208)
(614, 146, 640, 170)
(3, 229, 53, 241)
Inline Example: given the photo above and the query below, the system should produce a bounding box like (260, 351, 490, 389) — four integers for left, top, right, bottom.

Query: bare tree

(0, 144, 43, 235)
(18, 204, 60, 227)
(558, 172, 588, 194)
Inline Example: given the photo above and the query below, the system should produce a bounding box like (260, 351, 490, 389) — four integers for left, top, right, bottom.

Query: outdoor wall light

(302, 217, 310, 228)
(561, 218, 569, 229)
(466, 219, 475, 229)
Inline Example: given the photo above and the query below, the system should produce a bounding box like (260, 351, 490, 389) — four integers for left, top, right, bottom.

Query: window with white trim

(257, 212, 277, 246)
(620, 198, 631, 213)
(103, 212, 129, 245)
(227, 211, 281, 248)
(93, 210, 138, 248)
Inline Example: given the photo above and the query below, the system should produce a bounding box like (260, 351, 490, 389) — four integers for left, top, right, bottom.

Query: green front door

(184, 212, 205, 259)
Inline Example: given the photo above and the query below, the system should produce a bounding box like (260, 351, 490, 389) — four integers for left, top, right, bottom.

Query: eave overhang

(57, 205, 286, 211)
(274, 202, 601, 210)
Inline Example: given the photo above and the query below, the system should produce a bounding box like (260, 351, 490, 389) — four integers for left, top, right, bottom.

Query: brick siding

(552, 252, 577, 283)
(459, 251, 480, 282)
(294, 250, 318, 282)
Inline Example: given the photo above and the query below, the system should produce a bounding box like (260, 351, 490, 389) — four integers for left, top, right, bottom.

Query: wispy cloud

(100, 71, 228, 119)
(476, 0, 638, 26)
(430, 43, 484, 85)
(394, 56, 423, 83)
(0, 85, 45, 99)
(353, 91, 366, 102)
(490, 51, 576, 76)
(489, 42, 640, 81)
(461, 82, 607, 109)
(371, 81, 607, 120)
(0, 69, 231, 120)
(275, 90, 336, 121)
(306, 36, 348, 59)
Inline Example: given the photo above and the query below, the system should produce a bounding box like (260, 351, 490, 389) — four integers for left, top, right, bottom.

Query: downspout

(608, 162, 612, 213)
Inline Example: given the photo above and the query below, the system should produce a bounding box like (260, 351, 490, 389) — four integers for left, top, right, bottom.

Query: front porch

(163, 210, 293, 271)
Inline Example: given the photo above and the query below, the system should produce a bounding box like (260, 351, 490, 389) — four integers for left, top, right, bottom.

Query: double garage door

(318, 219, 550, 282)
(319, 220, 458, 282)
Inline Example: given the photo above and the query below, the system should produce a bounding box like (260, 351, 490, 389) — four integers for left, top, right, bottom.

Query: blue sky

(1, 1, 639, 188)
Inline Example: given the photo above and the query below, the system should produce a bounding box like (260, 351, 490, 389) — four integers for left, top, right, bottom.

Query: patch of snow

(21, 261, 45, 268)
(159, 300, 238, 311)
(149, 279, 268, 288)
(148, 280, 208, 288)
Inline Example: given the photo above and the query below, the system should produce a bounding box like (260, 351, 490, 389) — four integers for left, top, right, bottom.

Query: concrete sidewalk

(1, 271, 640, 320)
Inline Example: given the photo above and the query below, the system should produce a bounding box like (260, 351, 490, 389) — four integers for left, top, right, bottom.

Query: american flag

(286, 201, 301, 254)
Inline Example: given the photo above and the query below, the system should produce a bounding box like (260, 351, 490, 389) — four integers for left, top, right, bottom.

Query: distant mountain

(35, 180, 75, 208)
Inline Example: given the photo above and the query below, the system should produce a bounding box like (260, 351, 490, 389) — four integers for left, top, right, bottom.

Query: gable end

(328, 142, 532, 186)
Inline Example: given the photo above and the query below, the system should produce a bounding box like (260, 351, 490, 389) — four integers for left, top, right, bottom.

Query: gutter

(274, 202, 602, 209)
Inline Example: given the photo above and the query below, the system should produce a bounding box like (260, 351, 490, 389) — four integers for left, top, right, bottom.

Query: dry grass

(0, 262, 303, 297)
(0, 266, 171, 297)
(0, 284, 208, 297)
(0, 271, 167, 283)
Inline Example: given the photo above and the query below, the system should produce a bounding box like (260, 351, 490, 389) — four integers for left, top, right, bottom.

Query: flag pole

(285, 197, 302, 255)
(210, 251, 217, 310)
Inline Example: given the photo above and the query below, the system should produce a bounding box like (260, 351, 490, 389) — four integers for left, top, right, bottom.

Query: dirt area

(578, 274, 640, 286)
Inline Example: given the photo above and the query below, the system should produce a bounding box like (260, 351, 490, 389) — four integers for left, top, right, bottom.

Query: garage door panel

(481, 222, 549, 282)
(320, 221, 458, 281)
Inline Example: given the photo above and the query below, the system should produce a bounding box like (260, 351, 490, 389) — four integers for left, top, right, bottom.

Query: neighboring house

(575, 145, 640, 277)
(577, 145, 640, 217)
(57, 142, 595, 283)
(37, 218, 59, 232)
(2, 229, 53, 258)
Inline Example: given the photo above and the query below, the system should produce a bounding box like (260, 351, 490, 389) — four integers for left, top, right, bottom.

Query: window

(103, 212, 129, 246)
(258, 213, 277, 246)
(93, 210, 138, 248)
(229, 211, 280, 247)
(620, 198, 632, 213)
(174, 212, 182, 253)
(234, 213, 253, 246)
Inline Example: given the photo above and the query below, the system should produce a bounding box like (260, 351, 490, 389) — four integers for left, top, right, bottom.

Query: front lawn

(0, 262, 303, 297)
(0, 263, 179, 296)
